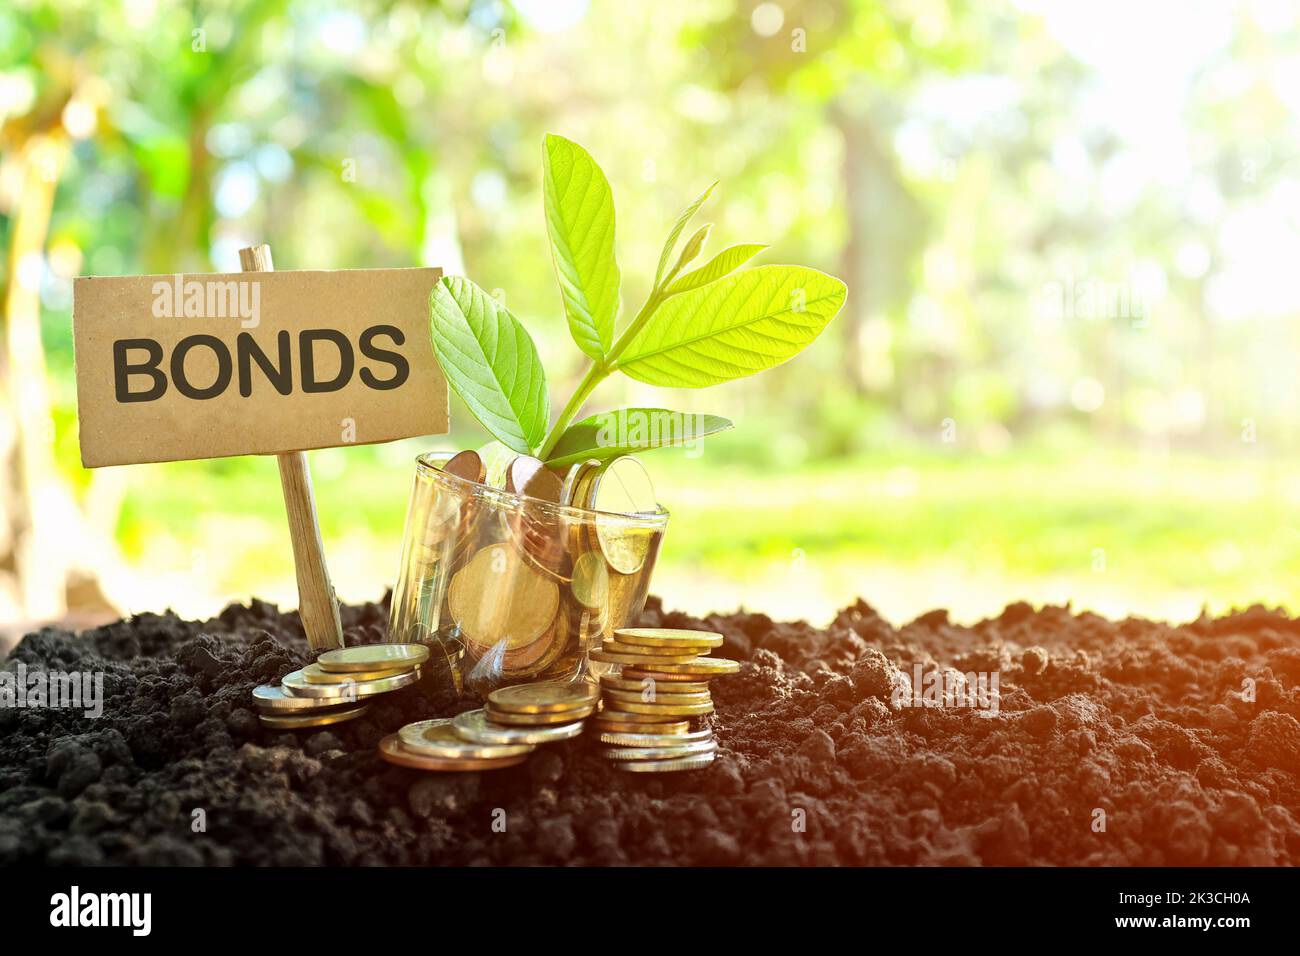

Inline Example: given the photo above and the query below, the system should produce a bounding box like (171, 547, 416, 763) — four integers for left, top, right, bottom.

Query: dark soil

(2, 594, 1299, 865)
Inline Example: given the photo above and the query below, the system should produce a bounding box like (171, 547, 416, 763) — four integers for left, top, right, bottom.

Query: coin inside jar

(398, 718, 534, 759)
(590, 457, 658, 574)
(317, 643, 430, 673)
(487, 680, 599, 714)
(570, 550, 609, 610)
(590, 456, 656, 514)
(449, 543, 559, 653)
(504, 455, 547, 496)
(560, 459, 602, 507)
(442, 449, 487, 484)
(509, 464, 570, 581)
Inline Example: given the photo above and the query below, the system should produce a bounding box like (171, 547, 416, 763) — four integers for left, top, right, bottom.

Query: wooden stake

(239, 244, 344, 651)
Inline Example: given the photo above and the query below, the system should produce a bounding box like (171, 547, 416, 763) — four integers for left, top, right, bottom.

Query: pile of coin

(251, 644, 428, 730)
(589, 627, 739, 772)
(380, 680, 597, 772)
(390, 449, 668, 694)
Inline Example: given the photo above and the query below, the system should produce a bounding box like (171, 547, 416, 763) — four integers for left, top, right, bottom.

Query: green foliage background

(4, 0, 1298, 624)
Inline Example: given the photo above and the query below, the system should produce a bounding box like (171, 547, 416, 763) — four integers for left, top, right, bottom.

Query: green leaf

(668, 223, 712, 281)
(430, 276, 549, 454)
(543, 134, 621, 361)
(653, 181, 717, 289)
(665, 243, 768, 296)
(544, 408, 734, 469)
(616, 266, 847, 388)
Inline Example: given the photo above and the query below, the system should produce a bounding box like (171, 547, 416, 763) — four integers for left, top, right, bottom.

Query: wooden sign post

(72, 250, 448, 651)
(238, 244, 341, 649)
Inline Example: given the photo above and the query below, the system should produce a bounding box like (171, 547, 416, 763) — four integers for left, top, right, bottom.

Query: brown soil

(2, 595, 1298, 865)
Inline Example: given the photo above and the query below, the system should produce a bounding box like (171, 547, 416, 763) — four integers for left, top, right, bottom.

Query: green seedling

(429, 133, 848, 468)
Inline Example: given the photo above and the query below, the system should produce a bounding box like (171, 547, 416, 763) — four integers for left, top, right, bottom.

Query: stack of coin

(590, 627, 739, 772)
(381, 680, 595, 772)
(252, 643, 428, 730)
(483, 680, 598, 727)
(378, 718, 534, 772)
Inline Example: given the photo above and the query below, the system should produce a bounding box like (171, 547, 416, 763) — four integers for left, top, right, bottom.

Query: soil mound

(2, 595, 1297, 865)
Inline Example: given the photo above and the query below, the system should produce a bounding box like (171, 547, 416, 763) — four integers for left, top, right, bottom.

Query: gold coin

(484, 704, 595, 726)
(504, 455, 546, 496)
(595, 706, 691, 724)
(623, 657, 740, 676)
(560, 459, 602, 508)
(398, 719, 534, 759)
(503, 607, 572, 679)
(442, 449, 486, 484)
(412, 486, 462, 552)
(614, 753, 716, 773)
(281, 667, 421, 699)
(602, 640, 709, 658)
(453, 708, 586, 745)
(590, 456, 657, 514)
(592, 522, 655, 577)
(600, 676, 710, 695)
(252, 684, 350, 712)
(523, 465, 564, 504)
(449, 543, 559, 651)
(317, 644, 430, 673)
(590, 457, 658, 574)
(602, 687, 712, 707)
(302, 662, 415, 684)
(258, 703, 369, 729)
(378, 734, 530, 772)
(570, 550, 609, 610)
(621, 667, 717, 684)
(491, 619, 558, 674)
(597, 566, 646, 642)
(613, 627, 724, 650)
(590, 648, 698, 666)
(607, 699, 714, 717)
(507, 460, 571, 582)
(601, 741, 718, 761)
(487, 680, 599, 714)
(590, 717, 690, 735)
(598, 728, 713, 746)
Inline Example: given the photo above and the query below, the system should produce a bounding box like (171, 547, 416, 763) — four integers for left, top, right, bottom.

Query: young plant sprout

(429, 134, 848, 470)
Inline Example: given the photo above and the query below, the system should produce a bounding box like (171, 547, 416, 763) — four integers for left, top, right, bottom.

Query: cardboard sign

(73, 267, 448, 467)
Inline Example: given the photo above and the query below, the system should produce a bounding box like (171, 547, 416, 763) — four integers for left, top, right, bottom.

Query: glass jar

(390, 452, 668, 698)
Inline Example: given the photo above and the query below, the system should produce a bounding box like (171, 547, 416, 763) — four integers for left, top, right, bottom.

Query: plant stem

(538, 359, 608, 459)
(606, 287, 665, 366)
(537, 286, 667, 459)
